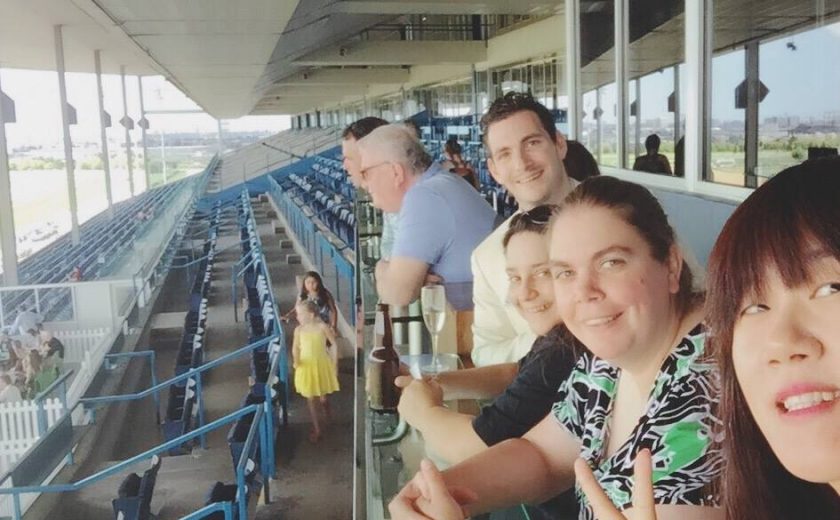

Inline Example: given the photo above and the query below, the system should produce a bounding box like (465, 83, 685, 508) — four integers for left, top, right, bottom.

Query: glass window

(710, 0, 840, 186)
(624, 0, 685, 175)
(579, 1, 617, 167)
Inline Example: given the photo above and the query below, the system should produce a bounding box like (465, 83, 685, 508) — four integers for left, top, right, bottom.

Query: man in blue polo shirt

(358, 125, 495, 311)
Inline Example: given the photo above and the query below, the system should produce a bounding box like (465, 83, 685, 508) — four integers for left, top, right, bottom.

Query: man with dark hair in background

(471, 92, 579, 366)
(633, 133, 673, 175)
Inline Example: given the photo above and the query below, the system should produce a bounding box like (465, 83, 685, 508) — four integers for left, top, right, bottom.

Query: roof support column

(634, 77, 641, 158)
(120, 66, 135, 197)
(685, 0, 711, 189)
(54, 25, 80, 245)
(217, 119, 224, 155)
(94, 51, 114, 218)
(565, 0, 582, 140)
(0, 69, 19, 285)
(744, 41, 759, 188)
(614, 0, 628, 168)
(138, 76, 149, 191)
(673, 64, 681, 146)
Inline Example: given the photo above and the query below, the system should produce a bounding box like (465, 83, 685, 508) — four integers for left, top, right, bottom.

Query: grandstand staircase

(36, 192, 353, 520)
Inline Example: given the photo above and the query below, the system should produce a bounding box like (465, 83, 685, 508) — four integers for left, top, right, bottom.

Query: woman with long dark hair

(282, 271, 338, 332)
(706, 157, 840, 519)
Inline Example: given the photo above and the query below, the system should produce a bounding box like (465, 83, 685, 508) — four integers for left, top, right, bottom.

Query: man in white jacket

(471, 92, 577, 366)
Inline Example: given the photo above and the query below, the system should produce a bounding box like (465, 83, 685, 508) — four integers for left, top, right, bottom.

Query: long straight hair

(299, 271, 333, 305)
(706, 157, 840, 519)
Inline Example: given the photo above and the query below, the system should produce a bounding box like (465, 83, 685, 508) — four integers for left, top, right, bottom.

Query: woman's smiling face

(549, 204, 681, 366)
(505, 231, 558, 336)
(731, 252, 840, 488)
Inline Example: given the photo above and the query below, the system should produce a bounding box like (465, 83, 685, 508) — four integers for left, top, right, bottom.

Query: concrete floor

(44, 197, 354, 519)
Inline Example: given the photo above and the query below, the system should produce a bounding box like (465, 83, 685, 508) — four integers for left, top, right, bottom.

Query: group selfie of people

(343, 91, 840, 519)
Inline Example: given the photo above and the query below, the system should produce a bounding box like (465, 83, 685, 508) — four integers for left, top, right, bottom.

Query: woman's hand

(575, 449, 657, 520)
(395, 377, 444, 427)
(389, 459, 476, 520)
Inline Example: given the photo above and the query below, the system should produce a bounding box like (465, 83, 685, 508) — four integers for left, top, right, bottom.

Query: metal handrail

(0, 404, 268, 520)
(79, 335, 277, 407)
(180, 501, 234, 520)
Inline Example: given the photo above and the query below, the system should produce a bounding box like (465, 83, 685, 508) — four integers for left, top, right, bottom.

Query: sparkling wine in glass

(420, 284, 447, 373)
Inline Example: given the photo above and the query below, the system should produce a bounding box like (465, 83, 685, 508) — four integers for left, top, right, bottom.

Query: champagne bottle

(368, 303, 401, 412)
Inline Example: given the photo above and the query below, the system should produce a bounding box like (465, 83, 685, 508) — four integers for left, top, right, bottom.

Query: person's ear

(487, 156, 501, 183)
(666, 245, 683, 294)
(392, 162, 408, 188)
(554, 132, 568, 161)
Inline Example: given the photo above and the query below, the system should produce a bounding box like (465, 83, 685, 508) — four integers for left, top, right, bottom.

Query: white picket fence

(0, 399, 64, 476)
(54, 328, 111, 365)
(0, 327, 113, 517)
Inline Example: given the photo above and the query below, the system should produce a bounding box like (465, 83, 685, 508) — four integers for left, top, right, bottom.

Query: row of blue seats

(280, 172, 354, 248)
(112, 204, 220, 520)
(312, 155, 354, 199)
(202, 192, 279, 518)
(2, 178, 193, 325)
(161, 228, 217, 455)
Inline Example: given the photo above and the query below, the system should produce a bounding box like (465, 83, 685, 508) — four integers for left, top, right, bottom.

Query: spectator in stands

(341, 117, 389, 189)
(633, 133, 673, 175)
(39, 335, 65, 378)
(7, 340, 26, 379)
(674, 136, 685, 177)
(292, 300, 340, 444)
(341, 117, 401, 259)
(282, 271, 338, 333)
(564, 140, 601, 182)
(0, 374, 22, 404)
(10, 305, 41, 337)
(67, 265, 83, 282)
(359, 124, 496, 310)
(0, 332, 11, 364)
(442, 137, 480, 189)
(20, 328, 40, 350)
(470, 92, 578, 366)
(22, 350, 46, 399)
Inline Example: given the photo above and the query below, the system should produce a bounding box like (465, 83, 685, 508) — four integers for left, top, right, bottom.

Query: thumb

(394, 375, 414, 388)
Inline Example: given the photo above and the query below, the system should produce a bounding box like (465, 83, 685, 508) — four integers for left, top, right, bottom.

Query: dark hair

(645, 134, 661, 152)
(299, 271, 333, 305)
(444, 137, 462, 156)
(563, 140, 600, 182)
(502, 204, 559, 249)
(558, 176, 700, 318)
(480, 92, 557, 153)
(342, 117, 388, 140)
(706, 157, 840, 520)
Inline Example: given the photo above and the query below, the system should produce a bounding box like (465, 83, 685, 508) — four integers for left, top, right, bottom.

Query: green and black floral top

(551, 326, 722, 519)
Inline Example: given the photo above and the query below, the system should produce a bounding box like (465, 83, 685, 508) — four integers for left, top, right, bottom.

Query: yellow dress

(294, 328, 340, 398)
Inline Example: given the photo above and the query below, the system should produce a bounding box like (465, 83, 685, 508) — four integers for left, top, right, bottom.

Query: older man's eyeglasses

(359, 161, 392, 181)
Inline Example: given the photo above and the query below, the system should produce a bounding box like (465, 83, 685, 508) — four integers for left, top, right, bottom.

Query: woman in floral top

(390, 177, 723, 520)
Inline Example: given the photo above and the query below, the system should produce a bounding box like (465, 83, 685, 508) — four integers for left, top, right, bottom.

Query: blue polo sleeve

(390, 186, 454, 265)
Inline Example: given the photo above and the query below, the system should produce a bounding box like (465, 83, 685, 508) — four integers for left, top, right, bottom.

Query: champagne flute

(420, 284, 447, 374)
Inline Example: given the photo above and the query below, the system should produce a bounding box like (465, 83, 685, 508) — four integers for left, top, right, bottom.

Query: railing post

(196, 371, 207, 449)
(13, 492, 21, 520)
(36, 398, 47, 435)
(263, 398, 276, 479)
(150, 351, 160, 425)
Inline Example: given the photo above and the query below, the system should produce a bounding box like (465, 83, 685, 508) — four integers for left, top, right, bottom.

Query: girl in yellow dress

(292, 300, 339, 443)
